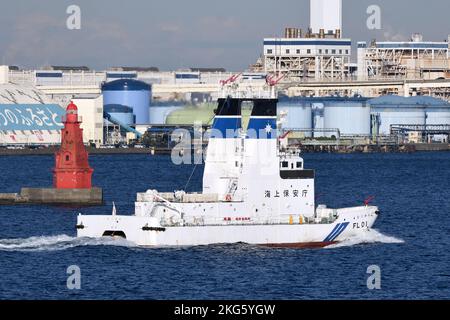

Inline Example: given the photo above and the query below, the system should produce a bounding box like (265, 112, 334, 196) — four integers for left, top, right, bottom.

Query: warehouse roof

(369, 95, 450, 106)
(279, 95, 370, 104)
(0, 83, 53, 104)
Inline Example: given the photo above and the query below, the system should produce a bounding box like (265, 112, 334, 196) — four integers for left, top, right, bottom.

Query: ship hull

(76, 206, 378, 248)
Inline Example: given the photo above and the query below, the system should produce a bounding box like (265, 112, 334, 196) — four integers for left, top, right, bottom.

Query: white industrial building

(262, 0, 351, 81)
(71, 95, 104, 146)
(358, 35, 450, 81)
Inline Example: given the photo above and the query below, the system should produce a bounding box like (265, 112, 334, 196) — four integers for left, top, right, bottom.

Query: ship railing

(161, 215, 337, 227)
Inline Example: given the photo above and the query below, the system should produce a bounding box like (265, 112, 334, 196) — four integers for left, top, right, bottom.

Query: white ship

(76, 95, 379, 248)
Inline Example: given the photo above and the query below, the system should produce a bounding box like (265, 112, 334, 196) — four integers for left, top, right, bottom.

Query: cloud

(4, 12, 131, 68)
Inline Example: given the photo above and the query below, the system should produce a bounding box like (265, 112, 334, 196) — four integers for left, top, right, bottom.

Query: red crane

(266, 73, 286, 86)
(220, 73, 242, 86)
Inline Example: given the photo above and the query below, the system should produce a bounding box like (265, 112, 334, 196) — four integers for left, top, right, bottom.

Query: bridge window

(286, 49, 290, 54)
(267, 49, 273, 54)
(281, 161, 289, 168)
(66, 155, 70, 162)
(297, 161, 303, 169)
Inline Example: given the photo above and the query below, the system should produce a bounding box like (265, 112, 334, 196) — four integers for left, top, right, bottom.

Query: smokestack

(310, 0, 342, 35)
(319, 29, 325, 39)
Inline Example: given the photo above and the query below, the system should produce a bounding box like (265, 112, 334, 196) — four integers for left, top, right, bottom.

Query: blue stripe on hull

(324, 222, 350, 242)
(323, 224, 341, 242)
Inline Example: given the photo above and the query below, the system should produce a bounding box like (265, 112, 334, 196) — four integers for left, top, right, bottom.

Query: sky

(0, 0, 449, 71)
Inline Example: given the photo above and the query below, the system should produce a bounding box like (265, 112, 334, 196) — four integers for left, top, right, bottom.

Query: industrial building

(261, 0, 351, 81)
(277, 95, 450, 143)
(101, 79, 152, 144)
(357, 35, 450, 81)
(0, 67, 65, 146)
(369, 96, 450, 138)
(278, 96, 371, 137)
(71, 95, 104, 146)
(255, 0, 450, 85)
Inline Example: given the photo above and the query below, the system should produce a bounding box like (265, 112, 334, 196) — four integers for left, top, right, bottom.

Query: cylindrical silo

(102, 79, 152, 125)
(372, 108, 426, 135)
(323, 98, 371, 136)
(420, 96, 450, 126)
(369, 96, 429, 135)
(277, 98, 312, 137)
(104, 104, 134, 126)
(426, 108, 450, 125)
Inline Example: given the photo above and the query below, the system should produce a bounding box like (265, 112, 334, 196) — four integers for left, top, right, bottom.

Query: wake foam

(0, 235, 137, 252)
(326, 229, 404, 249)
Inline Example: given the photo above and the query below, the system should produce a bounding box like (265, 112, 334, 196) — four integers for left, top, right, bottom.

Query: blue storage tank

(102, 79, 152, 125)
(104, 104, 134, 126)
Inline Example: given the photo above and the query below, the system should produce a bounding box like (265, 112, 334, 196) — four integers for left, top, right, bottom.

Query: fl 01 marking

(353, 221, 369, 229)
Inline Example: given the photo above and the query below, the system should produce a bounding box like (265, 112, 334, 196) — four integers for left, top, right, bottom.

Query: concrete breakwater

(0, 188, 103, 206)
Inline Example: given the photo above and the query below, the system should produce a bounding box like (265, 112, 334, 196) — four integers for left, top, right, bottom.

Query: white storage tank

(421, 96, 450, 125)
(323, 97, 371, 136)
(277, 97, 312, 137)
(369, 96, 440, 135)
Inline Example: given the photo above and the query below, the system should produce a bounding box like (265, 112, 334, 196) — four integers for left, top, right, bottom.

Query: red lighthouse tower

(53, 102, 93, 189)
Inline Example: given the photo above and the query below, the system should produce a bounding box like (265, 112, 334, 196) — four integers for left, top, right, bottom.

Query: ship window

(286, 49, 290, 54)
(267, 49, 273, 54)
(307, 49, 311, 54)
(296, 49, 301, 54)
(281, 161, 289, 168)
(297, 162, 303, 168)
